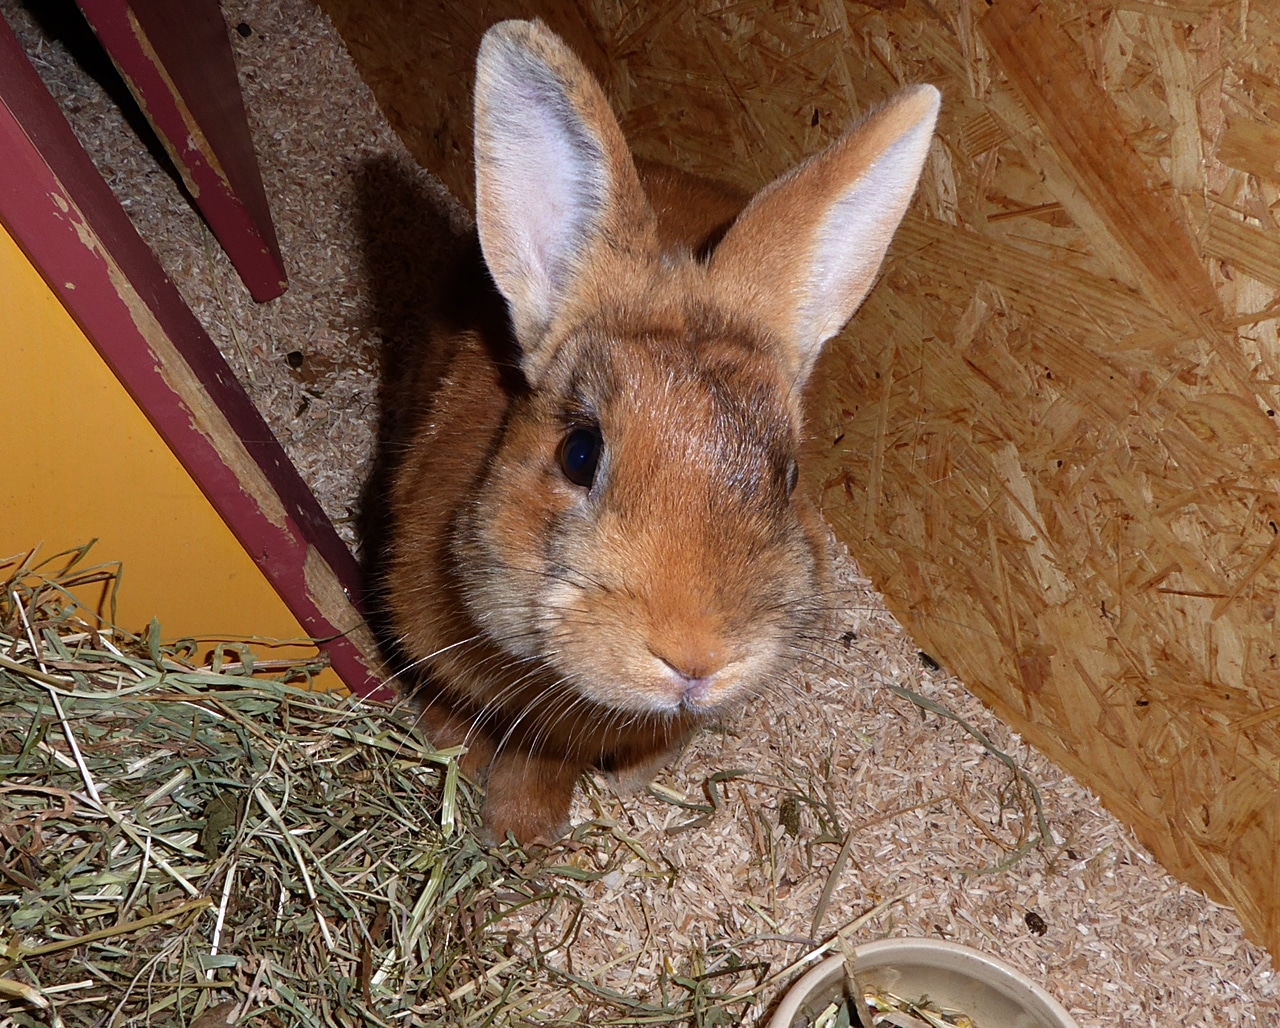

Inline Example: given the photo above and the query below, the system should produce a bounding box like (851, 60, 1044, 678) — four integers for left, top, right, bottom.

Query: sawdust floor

(5, 0, 1279, 1023)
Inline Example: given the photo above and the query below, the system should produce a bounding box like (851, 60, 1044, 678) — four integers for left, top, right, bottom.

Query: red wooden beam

(74, 0, 288, 302)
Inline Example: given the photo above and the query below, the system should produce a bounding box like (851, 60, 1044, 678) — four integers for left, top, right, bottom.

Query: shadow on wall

(352, 154, 515, 674)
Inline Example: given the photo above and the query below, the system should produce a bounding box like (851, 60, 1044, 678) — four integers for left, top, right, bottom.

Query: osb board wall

(318, 0, 1280, 956)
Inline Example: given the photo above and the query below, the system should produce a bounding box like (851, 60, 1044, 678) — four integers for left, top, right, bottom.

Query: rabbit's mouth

(555, 641, 775, 719)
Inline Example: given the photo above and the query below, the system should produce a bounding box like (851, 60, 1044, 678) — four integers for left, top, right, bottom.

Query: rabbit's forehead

(559, 336, 798, 505)
(576, 336, 794, 444)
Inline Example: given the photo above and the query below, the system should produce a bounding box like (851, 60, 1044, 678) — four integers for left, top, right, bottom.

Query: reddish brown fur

(385, 20, 936, 844)
(388, 248, 831, 843)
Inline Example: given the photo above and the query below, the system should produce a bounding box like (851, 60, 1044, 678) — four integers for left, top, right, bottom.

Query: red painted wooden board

(0, 16, 389, 700)
(75, 0, 288, 302)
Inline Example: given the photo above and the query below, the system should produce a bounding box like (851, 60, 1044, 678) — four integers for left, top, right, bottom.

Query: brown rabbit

(386, 19, 939, 845)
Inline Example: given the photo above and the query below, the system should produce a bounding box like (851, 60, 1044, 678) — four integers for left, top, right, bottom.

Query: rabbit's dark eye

(559, 426, 602, 488)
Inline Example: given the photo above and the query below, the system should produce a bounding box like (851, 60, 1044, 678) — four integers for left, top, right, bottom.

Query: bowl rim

(767, 937, 1080, 1028)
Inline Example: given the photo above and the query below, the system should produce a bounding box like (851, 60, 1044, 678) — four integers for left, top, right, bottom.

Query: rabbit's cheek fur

(452, 422, 580, 661)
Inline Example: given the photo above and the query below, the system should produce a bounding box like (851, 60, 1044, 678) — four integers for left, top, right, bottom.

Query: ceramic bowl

(768, 937, 1079, 1028)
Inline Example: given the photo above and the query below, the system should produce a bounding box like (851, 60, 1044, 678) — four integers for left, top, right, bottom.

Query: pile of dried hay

(0, 545, 910, 1027)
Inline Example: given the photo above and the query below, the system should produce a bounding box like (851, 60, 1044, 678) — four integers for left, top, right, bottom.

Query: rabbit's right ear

(474, 20, 656, 375)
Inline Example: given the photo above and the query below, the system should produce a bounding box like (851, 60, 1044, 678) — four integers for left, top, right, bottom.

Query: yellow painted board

(0, 220, 340, 689)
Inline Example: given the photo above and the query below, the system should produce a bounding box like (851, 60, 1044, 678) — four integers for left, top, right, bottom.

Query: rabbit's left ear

(709, 86, 940, 389)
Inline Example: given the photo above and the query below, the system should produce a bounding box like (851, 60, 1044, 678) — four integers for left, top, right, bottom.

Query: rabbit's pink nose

(653, 646, 727, 705)
(655, 647, 724, 680)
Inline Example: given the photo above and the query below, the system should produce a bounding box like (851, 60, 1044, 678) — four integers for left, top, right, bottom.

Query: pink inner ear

(474, 36, 609, 339)
(802, 108, 939, 346)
